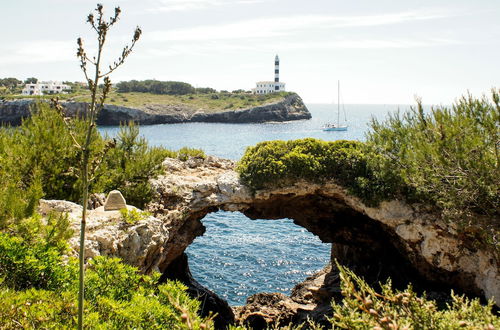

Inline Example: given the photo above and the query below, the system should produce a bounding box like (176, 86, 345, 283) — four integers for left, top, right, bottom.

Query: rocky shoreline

(39, 156, 499, 329)
(0, 93, 311, 126)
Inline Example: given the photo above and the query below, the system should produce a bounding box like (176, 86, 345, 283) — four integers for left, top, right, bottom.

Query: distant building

(22, 81, 70, 96)
(252, 55, 286, 94)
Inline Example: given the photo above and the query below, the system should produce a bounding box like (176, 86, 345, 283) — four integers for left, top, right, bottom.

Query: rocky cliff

(0, 93, 311, 125)
(148, 156, 499, 327)
(40, 156, 499, 329)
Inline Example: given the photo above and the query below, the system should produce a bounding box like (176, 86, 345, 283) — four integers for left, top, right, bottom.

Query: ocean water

(100, 103, 407, 305)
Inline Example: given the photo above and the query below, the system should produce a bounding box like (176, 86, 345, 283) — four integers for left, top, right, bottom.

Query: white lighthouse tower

(274, 54, 280, 89)
(252, 55, 286, 94)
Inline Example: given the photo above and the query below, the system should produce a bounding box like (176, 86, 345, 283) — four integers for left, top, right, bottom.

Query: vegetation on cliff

(0, 103, 204, 230)
(2, 84, 292, 112)
(238, 91, 499, 249)
(367, 91, 499, 228)
(237, 139, 390, 205)
(328, 264, 499, 329)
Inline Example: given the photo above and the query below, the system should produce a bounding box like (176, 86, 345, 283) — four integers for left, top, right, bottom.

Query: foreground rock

(0, 93, 311, 125)
(148, 156, 499, 327)
(37, 156, 499, 328)
(38, 197, 235, 328)
(38, 199, 170, 273)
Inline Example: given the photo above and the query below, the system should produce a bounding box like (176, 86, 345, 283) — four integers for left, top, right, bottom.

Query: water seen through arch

(99, 103, 407, 305)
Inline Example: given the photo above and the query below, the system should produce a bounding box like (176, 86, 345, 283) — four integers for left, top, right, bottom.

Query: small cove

(99, 103, 406, 305)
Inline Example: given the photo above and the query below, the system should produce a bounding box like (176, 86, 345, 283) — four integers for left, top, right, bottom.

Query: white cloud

(147, 0, 265, 12)
(0, 40, 75, 64)
(139, 36, 459, 60)
(274, 38, 461, 50)
(146, 10, 453, 42)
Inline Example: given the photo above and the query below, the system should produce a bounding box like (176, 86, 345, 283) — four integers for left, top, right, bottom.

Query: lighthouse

(252, 55, 286, 94)
(274, 54, 280, 89)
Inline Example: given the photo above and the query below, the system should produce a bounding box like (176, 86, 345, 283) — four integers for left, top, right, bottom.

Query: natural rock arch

(43, 155, 498, 328)
(147, 156, 499, 327)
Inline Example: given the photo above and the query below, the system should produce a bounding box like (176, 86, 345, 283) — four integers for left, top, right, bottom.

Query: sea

(100, 103, 408, 306)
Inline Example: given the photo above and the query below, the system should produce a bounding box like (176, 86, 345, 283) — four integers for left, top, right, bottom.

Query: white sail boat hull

(323, 125, 348, 131)
(323, 80, 348, 131)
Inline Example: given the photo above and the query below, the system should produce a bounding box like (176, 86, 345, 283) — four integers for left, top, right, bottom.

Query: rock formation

(39, 156, 499, 328)
(38, 199, 170, 273)
(104, 190, 127, 211)
(0, 93, 311, 125)
(148, 156, 499, 327)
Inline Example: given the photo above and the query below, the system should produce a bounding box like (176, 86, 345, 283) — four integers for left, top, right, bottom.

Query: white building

(22, 81, 71, 96)
(252, 55, 286, 94)
(254, 81, 286, 94)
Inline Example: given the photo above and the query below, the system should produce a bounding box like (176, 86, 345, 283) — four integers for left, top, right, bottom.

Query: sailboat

(323, 80, 348, 131)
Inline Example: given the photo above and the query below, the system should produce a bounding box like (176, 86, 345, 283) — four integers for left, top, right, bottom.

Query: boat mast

(337, 80, 340, 126)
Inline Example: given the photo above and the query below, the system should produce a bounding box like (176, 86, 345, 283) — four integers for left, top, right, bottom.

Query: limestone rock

(104, 190, 126, 211)
(38, 199, 169, 273)
(35, 152, 500, 327)
(149, 156, 499, 311)
(0, 93, 311, 126)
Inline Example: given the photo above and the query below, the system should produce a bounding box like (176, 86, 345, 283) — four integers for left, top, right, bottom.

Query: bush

(0, 104, 205, 211)
(0, 102, 104, 227)
(0, 211, 74, 291)
(94, 122, 172, 208)
(367, 91, 499, 249)
(237, 139, 390, 205)
(330, 264, 499, 329)
(0, 232, 213, 329)
(119, 208, 151, 224)
(176, 146, 206, 161)
(367, 91, 499, 217)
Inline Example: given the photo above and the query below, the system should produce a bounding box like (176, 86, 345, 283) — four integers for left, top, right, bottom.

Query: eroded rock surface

(148, 156, 499, 321)
(38, 199, 169, 273)
(0, 93, 311, 125)
(37, 155, 499, 328)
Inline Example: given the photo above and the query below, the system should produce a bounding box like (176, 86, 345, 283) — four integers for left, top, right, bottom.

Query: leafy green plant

(0, 211, 75, 291)
(330, 264, 499, 329)
(237, 138, 390, 205)
(94, 122, 170, 208)
(177, 146, 206, 161)
(367, 91, 499, 218)
(119, 208, 151, 224)
(0, 247, 214, 329)
(367, 91, 500, 251)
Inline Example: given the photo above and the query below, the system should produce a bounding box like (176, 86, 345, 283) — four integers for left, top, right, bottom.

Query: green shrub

(177, 146, 206, 161)
(330, 264, 499, 329)
(0, 234, 213, 329)
(0, 105, 205, 211)
(367, 91, 499, 218)
(0, 232, 76, 291)
(119, 208, 151, 224)
(237, 138, 390, 205)
(94, 122, 172, 208)
(0, 175, 43, 230)
(367, 91, 499, 250)
(0, 212, 74, 291)
(0, 102, 104, 229)
(0, 288, 77, 329)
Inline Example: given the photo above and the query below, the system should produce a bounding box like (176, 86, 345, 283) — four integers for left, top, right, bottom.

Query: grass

(2, 90, 292, 113)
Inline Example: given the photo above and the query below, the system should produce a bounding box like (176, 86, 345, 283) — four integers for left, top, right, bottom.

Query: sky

(1, 0, 499, 104)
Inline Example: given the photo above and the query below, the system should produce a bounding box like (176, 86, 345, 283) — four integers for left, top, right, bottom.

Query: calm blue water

(100, 103, 406, 305)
